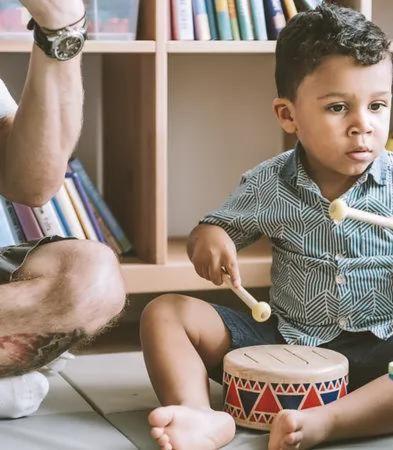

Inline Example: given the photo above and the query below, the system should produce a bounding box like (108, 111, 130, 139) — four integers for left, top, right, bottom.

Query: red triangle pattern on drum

(276, 385, 284, 393)
(254, 385, 281, 413)
(287, 385, 295, 393)
(339, 381, 347, 398)
(297, 385, 306, 394)
(244, 381, 252, 390)
(301, 386, 322, 409)
(226, 379, 242, 408)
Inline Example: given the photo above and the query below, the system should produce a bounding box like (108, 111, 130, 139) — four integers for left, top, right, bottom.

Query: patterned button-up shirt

(200, 143, 393, 346)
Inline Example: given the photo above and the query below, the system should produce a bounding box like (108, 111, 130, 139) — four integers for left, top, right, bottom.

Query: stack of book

(171, 0, 321, 41)
(0, 158, 133, 256)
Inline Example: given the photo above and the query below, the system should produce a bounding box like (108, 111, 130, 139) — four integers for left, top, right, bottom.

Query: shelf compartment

(120, 237, 272, 293)
(167, 40, 276, 54)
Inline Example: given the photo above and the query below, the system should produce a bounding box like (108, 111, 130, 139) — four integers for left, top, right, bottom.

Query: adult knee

(52, 240, 126, 335)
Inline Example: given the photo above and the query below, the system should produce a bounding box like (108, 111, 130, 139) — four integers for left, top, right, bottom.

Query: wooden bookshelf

(0, 0, 379, 294)
(0, 40, 156, 53)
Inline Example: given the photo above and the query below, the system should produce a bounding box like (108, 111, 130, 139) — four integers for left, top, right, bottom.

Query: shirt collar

(280, 141, 389, 187)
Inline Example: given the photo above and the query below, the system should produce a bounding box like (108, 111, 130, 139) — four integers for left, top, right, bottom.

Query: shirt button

(335, 253, 344, 261)
(335, 274, 346, 284)
(338, 317, 347, 328)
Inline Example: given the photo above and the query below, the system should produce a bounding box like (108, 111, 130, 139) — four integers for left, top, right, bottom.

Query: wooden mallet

(329, 199, 393, 229)
(221, 271, 271, 322)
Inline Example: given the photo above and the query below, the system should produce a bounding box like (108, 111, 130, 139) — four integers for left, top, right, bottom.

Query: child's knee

(0, 371, 49, 419)
(141, 293, 185, 323)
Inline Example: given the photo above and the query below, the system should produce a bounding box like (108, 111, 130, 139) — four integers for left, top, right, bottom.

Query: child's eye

(369, 102, 386, 111)
(327, 104, 347, 113)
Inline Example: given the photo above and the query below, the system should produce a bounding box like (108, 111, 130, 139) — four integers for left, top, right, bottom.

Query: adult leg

(0, 239, 126, 377)
(140, 294, 236, 450)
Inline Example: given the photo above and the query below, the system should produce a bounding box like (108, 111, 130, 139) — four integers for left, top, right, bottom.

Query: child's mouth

(346, 146, 372, 161)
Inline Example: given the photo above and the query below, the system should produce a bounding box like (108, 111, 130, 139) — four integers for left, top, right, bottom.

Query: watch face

(53, 31, 85, 61)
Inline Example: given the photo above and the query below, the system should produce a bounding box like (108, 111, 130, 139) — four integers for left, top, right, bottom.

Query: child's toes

(284, 430, 303, 448)
(151, 426, 165, 439)
(157, 433, 170, 447)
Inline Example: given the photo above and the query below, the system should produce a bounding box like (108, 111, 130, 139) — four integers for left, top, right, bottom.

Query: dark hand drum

(223, 345, 348, 430)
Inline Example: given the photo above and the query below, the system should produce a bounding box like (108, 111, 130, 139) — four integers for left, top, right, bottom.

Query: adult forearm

(3, 45, 83, 206)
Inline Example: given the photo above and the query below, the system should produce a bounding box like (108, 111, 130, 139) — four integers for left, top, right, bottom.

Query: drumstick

(329, 199, 393, 229)
(222, 272, 271, 322)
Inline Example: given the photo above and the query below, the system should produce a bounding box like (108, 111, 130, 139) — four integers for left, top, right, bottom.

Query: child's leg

(140, 293, 236, 450)
(268, 374, 393, 450)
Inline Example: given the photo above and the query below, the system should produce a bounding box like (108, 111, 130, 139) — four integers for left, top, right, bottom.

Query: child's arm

(187, 223, 241, 289)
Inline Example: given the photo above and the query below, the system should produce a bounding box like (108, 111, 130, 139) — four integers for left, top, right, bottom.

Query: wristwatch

(27, 14, 88, 61)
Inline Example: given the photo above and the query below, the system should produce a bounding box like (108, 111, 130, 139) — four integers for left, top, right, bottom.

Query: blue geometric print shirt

(200, 144, 393, 346)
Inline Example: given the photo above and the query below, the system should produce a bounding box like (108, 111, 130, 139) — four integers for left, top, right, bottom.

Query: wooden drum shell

(223, 345, 349, 431)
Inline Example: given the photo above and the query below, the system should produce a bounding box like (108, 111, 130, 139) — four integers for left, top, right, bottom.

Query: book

(249, 0, 268, 40)
(294, 0, 321, 10)
(69, 158, 133, 254)
(68, 171, 106, 242)
(64, 177, 98, 241)
(214, 0, 233, 40)
(171, 0, 194, 40)
(52, 196, 72, 237)
(236, 0, 254, 40)
(0, 196, 17, 246)
(281, 0, 298, 19)
(205, 0, 219, 39)
(227, 0, 241, 40)
(91, 202, 123, 255)
(33, 201, 67, 237)
(192, 0, 211, 40)
(263, 0, 286, 39)
(4, 199, 25, 244)
(53, 185, 86, 239)
(13, 202, 43, 241)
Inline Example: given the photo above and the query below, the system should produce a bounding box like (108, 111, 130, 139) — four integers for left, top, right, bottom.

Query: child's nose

(348, 112, 373, 136)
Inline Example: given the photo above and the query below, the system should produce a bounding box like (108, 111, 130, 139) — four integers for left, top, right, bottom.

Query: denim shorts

(212, 304, 393, 392)
(0, 236, 74, 284)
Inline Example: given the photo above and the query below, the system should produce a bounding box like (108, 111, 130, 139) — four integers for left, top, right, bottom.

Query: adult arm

(0, 0, 85, 206)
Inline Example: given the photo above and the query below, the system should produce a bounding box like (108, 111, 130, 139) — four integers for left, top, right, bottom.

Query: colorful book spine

(33, 201, 66, 237)
(52, 197, 72, 237)
(249, 0, 268, 40)
(282, 0, 298, 19)
(214, 0, 233, 40)
(53, 185, 86, 239)
(236, 0, 254, 40)
(227, 0, 240, 40)
(91, 203, 123, 255)
(4, 199, 25, 244)
(192, 0, 211, 40)
(0, 196, 16, 246)
(263, 0, 286, 39)
(69, 171, 106, 243)
(171, 0, 194, 40)
(64, 177, 98, 241)
(13, 202, 43, 241)
(69, 158, 132, 254)
(205, 0, 219, 40)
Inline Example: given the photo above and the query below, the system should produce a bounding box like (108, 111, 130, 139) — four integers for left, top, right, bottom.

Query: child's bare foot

(268, 408, 333, 450)
(148, 405, 236, 450)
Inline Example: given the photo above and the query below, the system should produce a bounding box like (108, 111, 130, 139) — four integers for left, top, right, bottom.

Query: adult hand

(187, 224, 242, 289)
(19, 0, 85, 29)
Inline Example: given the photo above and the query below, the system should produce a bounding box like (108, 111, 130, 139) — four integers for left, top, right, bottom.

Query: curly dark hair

(275, 2, 392, 101)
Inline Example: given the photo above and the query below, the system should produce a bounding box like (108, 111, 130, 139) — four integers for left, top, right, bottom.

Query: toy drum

(223, 345, 348, 430)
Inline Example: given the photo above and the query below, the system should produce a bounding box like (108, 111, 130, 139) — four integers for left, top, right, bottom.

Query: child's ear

(272, 98, 297, 134)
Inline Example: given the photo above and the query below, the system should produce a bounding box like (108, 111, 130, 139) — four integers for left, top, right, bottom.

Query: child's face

(275, 54, 392, 184)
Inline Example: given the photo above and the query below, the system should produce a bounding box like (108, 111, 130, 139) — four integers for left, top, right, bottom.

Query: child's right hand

(187, 224, 241, 289)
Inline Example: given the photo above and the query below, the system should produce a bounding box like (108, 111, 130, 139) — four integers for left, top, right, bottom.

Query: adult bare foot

(148, 405, 236, 450)
(268, 408, 333, 450)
